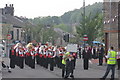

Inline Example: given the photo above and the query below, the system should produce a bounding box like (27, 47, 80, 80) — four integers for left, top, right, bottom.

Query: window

(17, 29, 19, 40)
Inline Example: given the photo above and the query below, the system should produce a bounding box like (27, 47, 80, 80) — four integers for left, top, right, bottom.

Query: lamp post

(22, 30, 25, 42)
(83, 0, 86, 48)
(41, 28, 44, 43)
(49, 36, 52, 44)
(83, 0, 85, 31)
(109, 0, 112, 48)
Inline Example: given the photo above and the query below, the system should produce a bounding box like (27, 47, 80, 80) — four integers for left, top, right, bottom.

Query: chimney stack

(4, 4, 14, 16)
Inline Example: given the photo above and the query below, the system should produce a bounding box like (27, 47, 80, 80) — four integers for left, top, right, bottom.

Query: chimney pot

(12, 4, 13, 7)
(6, 4, 7, 7)
(10, 4, 12, 7)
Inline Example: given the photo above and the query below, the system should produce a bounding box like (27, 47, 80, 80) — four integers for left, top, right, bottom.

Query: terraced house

(0, 4, 33, 43)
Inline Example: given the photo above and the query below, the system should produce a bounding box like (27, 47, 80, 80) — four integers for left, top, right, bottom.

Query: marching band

(9, 42, 77, 71)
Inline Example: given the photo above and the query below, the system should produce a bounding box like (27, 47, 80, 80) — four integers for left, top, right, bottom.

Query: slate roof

(3, 14, 25, 27)
(54, 28, 75, 38)
(0, 8, 34, 28)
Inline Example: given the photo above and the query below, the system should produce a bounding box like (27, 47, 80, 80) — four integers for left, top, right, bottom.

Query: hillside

(61, 2, 103, 24)
(29, 2, 103, 33)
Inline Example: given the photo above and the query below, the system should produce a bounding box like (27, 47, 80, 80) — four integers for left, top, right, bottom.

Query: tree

(28, 24, 59, 44)
(54, 24, 71, 33)
(76, 13, 103, 45)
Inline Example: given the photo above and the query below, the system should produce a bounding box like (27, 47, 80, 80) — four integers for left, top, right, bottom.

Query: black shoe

(70, 75, 74, 79)
(98, 65, 102, 66)
(117, 68, 120, 70)
(64, 76, 68, 79)
(110, 78, 114, 80)
(8, 71, 11, 73)
(62, 76, 64, 78)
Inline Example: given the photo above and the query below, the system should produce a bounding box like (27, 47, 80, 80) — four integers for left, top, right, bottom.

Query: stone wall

(104, 1, 119, 51)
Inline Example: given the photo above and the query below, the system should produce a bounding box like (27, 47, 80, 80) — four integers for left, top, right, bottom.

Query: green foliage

(54, 24, 71, 33)
(29, 16, 62, 26)
(27, 2, 103, 44)
(29, 2, 103, 29)
(29, 24, 59, 44)
(76, 13, 103, 44)
(42, 27, 58, 44)
(61, 2, 103, 24)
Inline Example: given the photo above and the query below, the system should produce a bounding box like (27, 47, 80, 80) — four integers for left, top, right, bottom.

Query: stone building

(103, 0, 120, 52)
(0, 4, 33, 43)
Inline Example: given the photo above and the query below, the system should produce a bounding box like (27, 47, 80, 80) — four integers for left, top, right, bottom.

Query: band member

(14, 43, 20, 67)
(39, 46, 44, 67)
(25, 43, 35, 69)
(48, 46, 55, 71)
(35, 43, 40, 64)
(43, 48, 48, 69)
(30, 48, 35, 69)
(18, 46, 24, 69)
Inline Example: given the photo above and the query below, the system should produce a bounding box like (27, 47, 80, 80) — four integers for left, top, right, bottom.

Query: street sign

(83, 36, 88, 41)
(7, 34, 12, 40)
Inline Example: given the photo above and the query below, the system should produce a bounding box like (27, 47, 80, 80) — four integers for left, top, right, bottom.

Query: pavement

(0, 57, 120, 79)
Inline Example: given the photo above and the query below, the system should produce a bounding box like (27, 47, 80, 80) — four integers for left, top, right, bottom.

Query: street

(1, 58, 119, 79)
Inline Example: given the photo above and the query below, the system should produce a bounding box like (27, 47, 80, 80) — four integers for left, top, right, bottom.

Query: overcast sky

(0, 0, 103, 18)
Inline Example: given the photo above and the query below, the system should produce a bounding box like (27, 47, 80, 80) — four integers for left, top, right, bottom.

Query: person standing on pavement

(9, 46, 16, 68)
(78, 45, 81, 59)
(92, 46, 97, 59)
(101, 46, 117, 80)
(117, 48, 120, 70)
(98, 45, 104, 66)
(82, 47, 89, 70)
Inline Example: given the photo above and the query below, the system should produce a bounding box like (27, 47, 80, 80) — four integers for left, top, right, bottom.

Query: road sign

(83, 36, 88, 41)
(7, 34, 12, 40)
